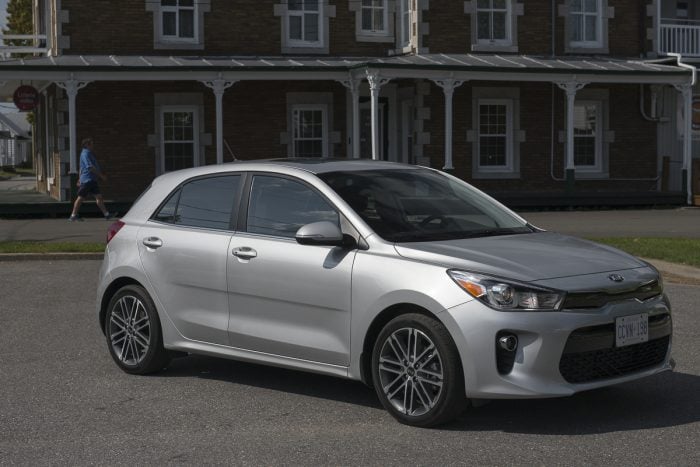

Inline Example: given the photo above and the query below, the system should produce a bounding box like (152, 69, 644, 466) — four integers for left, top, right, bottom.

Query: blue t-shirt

(79, 148, 100, 184)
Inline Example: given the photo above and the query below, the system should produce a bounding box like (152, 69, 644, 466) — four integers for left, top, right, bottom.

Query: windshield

(319, 168, 533, 243)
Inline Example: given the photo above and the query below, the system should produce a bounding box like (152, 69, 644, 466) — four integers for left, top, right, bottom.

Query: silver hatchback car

(98, 160, 672, 427)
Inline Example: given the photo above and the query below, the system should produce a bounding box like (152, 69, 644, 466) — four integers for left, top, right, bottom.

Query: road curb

(0, 252, 104, 261)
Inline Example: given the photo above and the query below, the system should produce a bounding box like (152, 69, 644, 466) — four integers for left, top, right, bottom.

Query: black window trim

(149, 171, 246, 233)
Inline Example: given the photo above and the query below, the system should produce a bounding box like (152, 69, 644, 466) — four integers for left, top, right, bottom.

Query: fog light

(498, 334, 518, 352)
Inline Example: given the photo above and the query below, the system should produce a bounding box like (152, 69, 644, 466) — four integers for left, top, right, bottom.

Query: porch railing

(0, 34, 49, 56)
(659, 20, 700, 57)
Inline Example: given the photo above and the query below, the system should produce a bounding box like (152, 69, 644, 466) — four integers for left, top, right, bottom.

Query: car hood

(393, 231, 646, 282)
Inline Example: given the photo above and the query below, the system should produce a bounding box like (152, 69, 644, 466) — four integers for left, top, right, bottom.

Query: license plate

(615, 313, 649, 347)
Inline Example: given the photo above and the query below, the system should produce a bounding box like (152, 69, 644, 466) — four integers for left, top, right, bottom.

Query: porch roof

(0, 53, 691, 85)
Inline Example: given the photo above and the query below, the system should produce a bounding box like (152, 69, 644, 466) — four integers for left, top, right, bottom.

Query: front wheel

(371, 313, 467, 427)
(105, 285, 170, 375)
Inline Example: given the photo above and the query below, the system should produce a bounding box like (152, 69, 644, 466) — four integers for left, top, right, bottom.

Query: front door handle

(142, 237, 163, 249)
(232, 247, 257, 259)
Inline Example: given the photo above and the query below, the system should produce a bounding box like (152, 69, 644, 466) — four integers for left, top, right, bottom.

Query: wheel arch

(359, 303, 443, 388)
(99, 276, 145, 334)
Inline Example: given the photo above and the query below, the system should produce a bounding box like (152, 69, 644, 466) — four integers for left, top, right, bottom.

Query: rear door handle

(232, 247, 257, 259)
(142, 237, 163, 249)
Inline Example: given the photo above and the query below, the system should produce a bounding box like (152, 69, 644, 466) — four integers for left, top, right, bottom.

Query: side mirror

(296, 221, 345, 247)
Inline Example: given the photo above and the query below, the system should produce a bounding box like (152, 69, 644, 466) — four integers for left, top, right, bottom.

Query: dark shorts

(77, 180, 101, 198)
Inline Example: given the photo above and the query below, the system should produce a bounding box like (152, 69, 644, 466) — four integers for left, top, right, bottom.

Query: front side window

(153, 175, 241, 230)
(573, 101, 602, 170)
(161, 107, 198, 172)
(288, 0, 322, 45)
(361, 0, 388, 34)
(478, 100, 513, 171)
(569, 0, 601, 47)
(476, 0, 511, 44)
(247, 176, 339, 238)
(160, 0, 196, 41)
(320, 169, 531, 243)
(292, 106, 327, 158)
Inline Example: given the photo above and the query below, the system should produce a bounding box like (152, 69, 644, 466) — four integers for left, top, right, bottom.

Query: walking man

(69, 138, 114, 221)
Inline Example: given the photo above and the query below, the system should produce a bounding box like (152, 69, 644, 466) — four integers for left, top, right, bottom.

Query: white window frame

(477, 99, 514, 173)
(160, 105, 200, 173)
(291, 104, 329, 158)
(475, 0, 512, 46)
(398, 0, 412, 48)
(569, 0, 603, 49)
(361, 0, 389, 35)
(287, 1, 324, 48)
(573, 100, 603, 173)
(158, 0, 198, 44)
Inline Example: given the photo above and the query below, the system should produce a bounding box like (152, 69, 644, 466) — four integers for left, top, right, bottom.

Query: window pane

(176, 176, 241, 230)
(584, 0, 598, 13)
(574, 137, 596, 166)
(477, 12, 490, 40)
(162, 11, 176, 36)
(493, 0, 506, 9)
(304, 13, 319, 41)
(247, 176, 339, 238)
(570, 14, 583, 42)
(479, 136, 506, 166)
(304, 0, 319, 11)
(477, 0, 490, 8)
(289, 15, 302, 40)
(179, 0, 194, 5)
(362, 8, 372, 30)
(161, 0, 176, 6)
(179, 9, 194, 38)
(570, 0, 583, 12)
(154, 189, 180, 223)
(289, 0, 302, 11)
(374, 8, 385, 31)
(492, 11, 506, 39)
(584, 14, 597, 42)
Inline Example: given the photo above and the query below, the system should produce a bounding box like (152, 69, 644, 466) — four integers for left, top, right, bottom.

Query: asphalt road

(1, 260, 699, 465)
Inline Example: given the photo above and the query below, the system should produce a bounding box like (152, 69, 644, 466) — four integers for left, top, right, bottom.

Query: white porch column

(674, 83, 694, 205)
(340, 76, 361, 158)
(366, 70, 391, 160)
(55, 78, 90, 174)
(202, 78, 236, 164)
(432, 78, 465, 171)
(556, 81, 587, 190)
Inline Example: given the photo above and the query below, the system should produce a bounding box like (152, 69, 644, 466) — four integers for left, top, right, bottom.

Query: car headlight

(447, 270, 566, 312)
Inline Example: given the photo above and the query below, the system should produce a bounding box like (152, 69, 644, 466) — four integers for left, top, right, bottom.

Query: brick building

(0, 0, 697, 205)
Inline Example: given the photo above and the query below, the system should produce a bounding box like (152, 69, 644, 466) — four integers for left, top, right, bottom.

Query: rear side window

(247, 175, 339, 238)
(153, 175, 241, 230)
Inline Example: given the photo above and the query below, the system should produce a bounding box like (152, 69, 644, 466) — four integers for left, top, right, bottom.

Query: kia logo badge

(608, 274, 625, 282)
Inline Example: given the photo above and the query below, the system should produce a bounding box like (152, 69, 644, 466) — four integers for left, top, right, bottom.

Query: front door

(226, 174, 355, 366)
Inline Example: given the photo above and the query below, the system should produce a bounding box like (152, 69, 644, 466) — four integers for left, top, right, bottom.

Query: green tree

(3, 0, 33, 49)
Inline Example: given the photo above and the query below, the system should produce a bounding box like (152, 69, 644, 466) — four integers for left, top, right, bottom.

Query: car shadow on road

(446, 371, 700, 434)
(158, 354, 383, 410)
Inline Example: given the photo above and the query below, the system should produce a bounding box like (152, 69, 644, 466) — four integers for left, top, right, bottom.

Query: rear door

(138, 174, 243, 345)
(226, 174, 355, 366)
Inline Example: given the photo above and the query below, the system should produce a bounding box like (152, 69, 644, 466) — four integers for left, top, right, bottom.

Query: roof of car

(259, 158, 422, 174)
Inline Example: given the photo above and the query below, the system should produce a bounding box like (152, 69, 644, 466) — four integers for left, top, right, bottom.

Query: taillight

(107, 220, 125, 244)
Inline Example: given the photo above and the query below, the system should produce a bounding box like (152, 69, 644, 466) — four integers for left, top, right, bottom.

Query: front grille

(562, 280, 662, 309)
(559, 335, 670, 384)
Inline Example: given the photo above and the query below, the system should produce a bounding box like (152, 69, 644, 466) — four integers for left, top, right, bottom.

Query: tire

(104, 284, 170, 375)
(371, 313, 467, 427)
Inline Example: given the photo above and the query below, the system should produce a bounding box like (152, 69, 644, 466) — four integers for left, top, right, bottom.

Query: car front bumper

(440, 294, 672, 399)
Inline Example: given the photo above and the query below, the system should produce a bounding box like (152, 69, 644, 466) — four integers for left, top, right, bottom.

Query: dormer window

(160, 0, 196, 42)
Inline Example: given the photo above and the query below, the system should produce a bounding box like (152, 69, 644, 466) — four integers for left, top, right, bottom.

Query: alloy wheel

(108, 295, 151, 366)
(377, 327, 444, 417)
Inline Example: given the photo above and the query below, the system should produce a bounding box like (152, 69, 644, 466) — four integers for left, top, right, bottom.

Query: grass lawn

(0, 241, 104, 254)
(0, 167, 35, 179)
(590, 237, 700, 269)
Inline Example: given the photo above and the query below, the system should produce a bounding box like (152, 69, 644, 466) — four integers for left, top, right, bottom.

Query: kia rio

(98, 160, 672, 427)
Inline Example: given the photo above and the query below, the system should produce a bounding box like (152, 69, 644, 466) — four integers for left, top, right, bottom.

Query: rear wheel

(105, 285, 170, 374)
(371, 313, 467, 427)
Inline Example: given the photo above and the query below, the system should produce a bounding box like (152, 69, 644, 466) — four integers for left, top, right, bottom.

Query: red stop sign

(13, 85, 39, 111)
